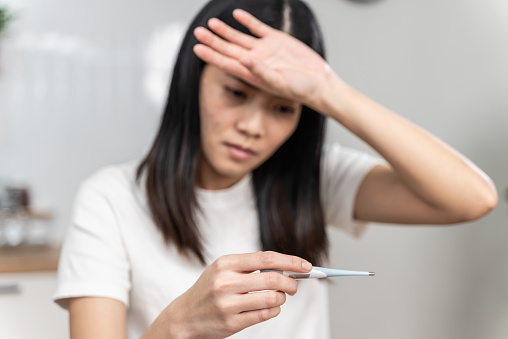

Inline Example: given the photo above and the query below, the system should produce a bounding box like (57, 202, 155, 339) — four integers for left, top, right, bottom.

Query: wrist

(311, 68, 352, 119)
(142, 298, 194, 339)
(164, 299, 194, 339)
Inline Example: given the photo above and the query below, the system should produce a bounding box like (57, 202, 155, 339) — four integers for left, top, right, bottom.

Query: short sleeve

(53, 167, 131, 309)
(321, 144, 384, 237)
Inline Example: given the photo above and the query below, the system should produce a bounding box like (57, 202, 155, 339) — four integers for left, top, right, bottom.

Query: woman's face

(197, 65, 302, 190)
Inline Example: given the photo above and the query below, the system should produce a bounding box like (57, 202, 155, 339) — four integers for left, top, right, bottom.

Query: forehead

(201, 65, 254, 89)
(200, 65, 300, 105)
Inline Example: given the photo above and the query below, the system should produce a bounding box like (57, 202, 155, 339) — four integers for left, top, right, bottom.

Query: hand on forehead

(193, 9, 331, 110)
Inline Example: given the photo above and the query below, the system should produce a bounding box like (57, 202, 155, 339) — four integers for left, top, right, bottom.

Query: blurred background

(0, 0, 506, 338)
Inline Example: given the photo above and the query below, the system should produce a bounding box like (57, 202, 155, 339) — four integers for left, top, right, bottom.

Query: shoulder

(75, 160, 143, 206)
(321, 143, 383, 176)
(80, 161, 140, 191)
(319, 144, 383, 234)
(319, 143, 384, 206)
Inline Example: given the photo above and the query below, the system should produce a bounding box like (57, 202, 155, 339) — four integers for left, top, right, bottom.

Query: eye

(225, 86, 247, 99)
(274, 104, 296, 114)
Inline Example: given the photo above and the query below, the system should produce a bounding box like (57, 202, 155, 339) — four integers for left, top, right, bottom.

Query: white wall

(315, 1, 508, 338)
(0, 0, 507, 338)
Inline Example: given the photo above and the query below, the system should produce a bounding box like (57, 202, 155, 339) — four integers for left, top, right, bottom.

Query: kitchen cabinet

(0, 272, 68, 338)
(0, 246, 68, 338)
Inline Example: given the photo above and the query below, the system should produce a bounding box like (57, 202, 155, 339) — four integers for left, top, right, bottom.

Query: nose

(236, 106, 266, 139)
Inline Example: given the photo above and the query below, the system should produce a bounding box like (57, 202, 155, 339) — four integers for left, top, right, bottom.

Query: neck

(196, 159, 246, 190)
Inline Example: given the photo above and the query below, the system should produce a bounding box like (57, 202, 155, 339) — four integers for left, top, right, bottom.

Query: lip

(226, 142, 256, 154)
(224, 142, 257, 160)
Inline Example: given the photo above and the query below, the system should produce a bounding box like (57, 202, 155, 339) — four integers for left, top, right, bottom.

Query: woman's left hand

(193, 8, 334, 111)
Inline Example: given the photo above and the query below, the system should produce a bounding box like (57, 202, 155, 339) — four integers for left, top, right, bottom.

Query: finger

(233, 290, 287, 313)
(235, 306, 282, 328)
(238, 271, 298, 296)
(193, 44, 255, 81)
(194, 26, 245, 60)
(207, 17, 257, 49)
(241, 58, 285, 92)
(218, 251, 312, 273)
(232, 9, 272, 38)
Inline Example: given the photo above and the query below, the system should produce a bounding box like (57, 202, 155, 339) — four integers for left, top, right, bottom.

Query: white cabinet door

(0, 272, 68, 339)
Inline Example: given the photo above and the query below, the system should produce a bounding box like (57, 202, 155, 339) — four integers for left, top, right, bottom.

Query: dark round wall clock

(346, 0, 383, 4)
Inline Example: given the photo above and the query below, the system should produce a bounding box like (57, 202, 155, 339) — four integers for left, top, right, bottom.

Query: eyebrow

(223, 72, 301, 105)
(224, 73, 256, 90)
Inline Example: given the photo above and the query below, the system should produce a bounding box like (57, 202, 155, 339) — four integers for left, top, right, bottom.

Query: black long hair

(137, 0, 328, 265)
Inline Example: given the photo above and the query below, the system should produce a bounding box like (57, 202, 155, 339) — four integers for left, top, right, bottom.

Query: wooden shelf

(0, 245, 60, 273)
(26, 208, 54, 221)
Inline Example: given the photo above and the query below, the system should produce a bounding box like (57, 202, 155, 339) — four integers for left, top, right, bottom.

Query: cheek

(261, 117, 300, 158)
(200, 108, 217, 134)
(199, 96, 227, 139)
(272, 114, 301, 144)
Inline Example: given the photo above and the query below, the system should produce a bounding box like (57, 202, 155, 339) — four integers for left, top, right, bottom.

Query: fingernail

(302, 261, 312, 271)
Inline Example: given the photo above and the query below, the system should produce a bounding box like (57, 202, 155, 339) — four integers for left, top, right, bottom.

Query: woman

(53, 0, 497, 338)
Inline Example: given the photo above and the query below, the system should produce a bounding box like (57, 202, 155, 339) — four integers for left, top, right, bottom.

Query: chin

(218, 166, 250, 179)
(213, 160, 254, 178)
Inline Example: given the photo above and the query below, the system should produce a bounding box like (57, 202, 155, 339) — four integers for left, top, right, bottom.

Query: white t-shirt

(53, 144, 381, 339)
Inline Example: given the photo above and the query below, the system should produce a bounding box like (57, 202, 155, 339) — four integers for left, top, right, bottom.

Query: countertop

(0, 245, 60, 273)
(0, 208, 59, 274)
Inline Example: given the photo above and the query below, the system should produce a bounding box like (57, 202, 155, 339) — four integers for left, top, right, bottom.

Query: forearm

(317, 74, 497, 219)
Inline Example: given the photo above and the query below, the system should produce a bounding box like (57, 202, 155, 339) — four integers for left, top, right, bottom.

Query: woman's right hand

(143, 251, 312, 339)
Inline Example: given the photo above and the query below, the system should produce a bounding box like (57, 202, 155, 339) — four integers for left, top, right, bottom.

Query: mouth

(224, 142, 257, 160)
